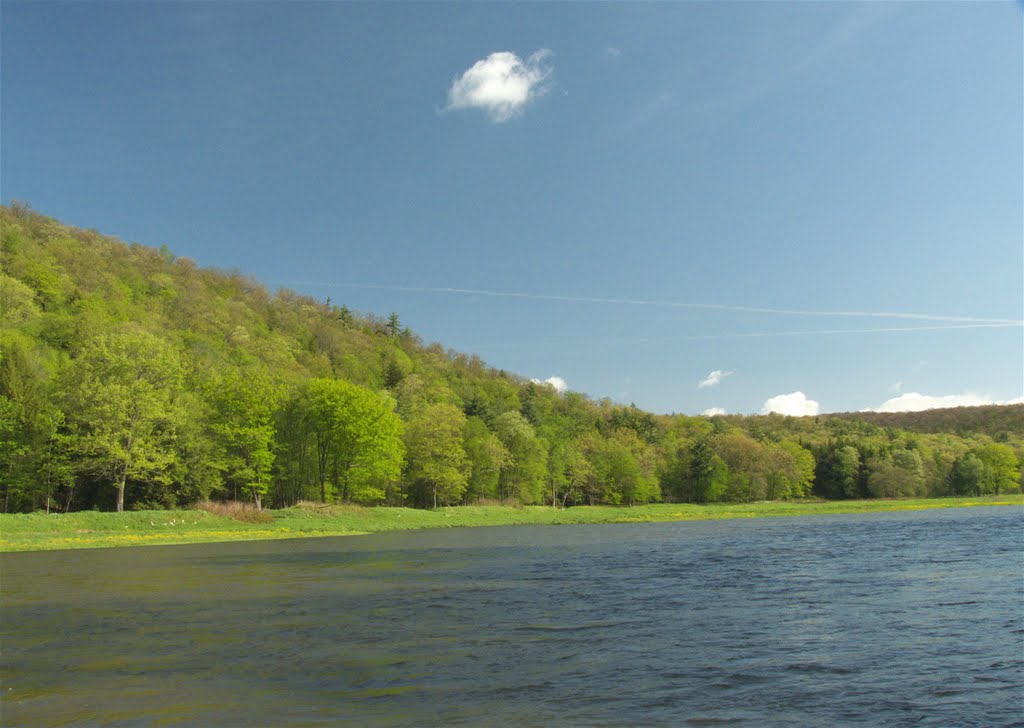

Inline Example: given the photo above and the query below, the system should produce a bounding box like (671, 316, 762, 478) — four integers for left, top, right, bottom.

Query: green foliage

(971, 443, 1020, 494)
(1, 204, 1020, 514)
(292, 378, 404, 504)
(830, 405, 1024, 439)
(867, 449, 926, 498)
(404, 403, 468, 507)
(777, 441, 816, 499)
(202, 368, 281, 509)
(61, 329, 185, 511)
(462, 416, 510, 502)
(951, 453, 993, 496)
(493, 411, 547, 503)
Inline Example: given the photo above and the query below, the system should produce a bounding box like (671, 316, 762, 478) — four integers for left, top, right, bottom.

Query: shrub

(195, 500, 274, 523)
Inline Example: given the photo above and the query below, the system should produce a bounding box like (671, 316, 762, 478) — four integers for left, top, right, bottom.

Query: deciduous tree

(61, 330, 184, 512)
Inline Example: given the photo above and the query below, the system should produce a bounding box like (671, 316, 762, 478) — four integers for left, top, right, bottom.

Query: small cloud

(762, 391, 820, 417)
(703, 407, 726, 416)
(531, 376, 568, 394)
(606, 47, 622, 57)
(888, 380, 902, 394)
(698, 370, 733, 389)
(446, 50, 553, 122)
(866, 392, 1023, 413)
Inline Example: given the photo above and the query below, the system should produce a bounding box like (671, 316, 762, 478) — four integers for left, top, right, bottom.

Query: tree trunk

(116, 471, 126, 513)
(253, 491, 262, 511)
(433, 484, 437, 510)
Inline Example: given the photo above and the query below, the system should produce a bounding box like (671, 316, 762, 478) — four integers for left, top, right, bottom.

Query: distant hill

(828, 405, 1024, 438)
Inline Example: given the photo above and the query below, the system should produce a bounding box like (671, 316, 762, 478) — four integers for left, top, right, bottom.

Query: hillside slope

(2, 204, 1021, 512)
(829, 405, 1023, 438)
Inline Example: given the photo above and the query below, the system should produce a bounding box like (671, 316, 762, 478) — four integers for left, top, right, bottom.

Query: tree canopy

(1, 204, 1021, 512)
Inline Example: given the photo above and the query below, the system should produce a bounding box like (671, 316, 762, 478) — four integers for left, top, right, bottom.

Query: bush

(195, 500, 274, 523)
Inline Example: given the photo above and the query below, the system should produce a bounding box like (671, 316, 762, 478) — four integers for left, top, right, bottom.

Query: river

(2, 506, 1021, 726)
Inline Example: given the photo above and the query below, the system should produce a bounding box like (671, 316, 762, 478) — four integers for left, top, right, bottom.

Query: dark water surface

(2, 507, 1022, 726)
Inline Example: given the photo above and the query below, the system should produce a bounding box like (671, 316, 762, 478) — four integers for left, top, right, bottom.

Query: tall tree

(493, 411, 547, 503)
(0, 337, 71, 512)
(386, 312, 401, 338)
(463, 416, 510, 503)
(950, 453, 993, 496)
(867, 449, 925, 498)
(404, 403, 468, 508)
(61, 330, 184, 512)
(295, 378, 404, 504)
(204, 368, 280, 509)
(972, 443, 1020, 494)
(687, 439, 728, 503)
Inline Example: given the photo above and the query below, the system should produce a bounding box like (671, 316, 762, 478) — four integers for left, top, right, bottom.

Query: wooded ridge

(2, 203, 1021, 513)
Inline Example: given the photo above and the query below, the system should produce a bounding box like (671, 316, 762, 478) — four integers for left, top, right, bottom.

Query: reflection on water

(3, 507, 1022, 726)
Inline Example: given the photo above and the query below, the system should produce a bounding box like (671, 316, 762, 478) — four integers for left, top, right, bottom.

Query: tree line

(2, 204, 1021, 512)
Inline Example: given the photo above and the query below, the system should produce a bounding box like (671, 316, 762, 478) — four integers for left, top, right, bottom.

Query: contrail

(280, 281, 1023, 325)
(456, 322, 1021, 350)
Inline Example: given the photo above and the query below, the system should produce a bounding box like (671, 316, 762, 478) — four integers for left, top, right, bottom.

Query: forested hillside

(2, 204, 1021, 513)
(831, 405, 1023, 439)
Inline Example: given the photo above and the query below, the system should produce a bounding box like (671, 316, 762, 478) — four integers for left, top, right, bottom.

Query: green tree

(867, 449, 925, 498)
(777, 440, 816, 499)
(951, 453, 993, 496)
(493, 411, 547, 503)
(61, 330, 184, 512)
(972, 443, 1020, 494)
(687, 439, 728, 503)
(610, 428, 660, 504)
(462, 416, 510, 502)
(386, 312, 401, 338)
(0, 337, 72, 511)
(204, 368, 280, 509)
(405, 403, 468, 508)
(833, 445, 862, 499)
(715, 433, 767, 501)
(295, 378, 404, 504)
(561, 443, 594, 507)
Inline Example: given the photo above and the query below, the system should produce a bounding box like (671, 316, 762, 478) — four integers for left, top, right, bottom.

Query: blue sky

(3, 1, 1021, 415)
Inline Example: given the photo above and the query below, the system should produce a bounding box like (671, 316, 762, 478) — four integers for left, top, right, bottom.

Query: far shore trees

(1, 205, 1021, 514)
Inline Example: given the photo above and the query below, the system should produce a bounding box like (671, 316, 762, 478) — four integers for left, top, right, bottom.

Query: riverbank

(1, 496, 1021, 552)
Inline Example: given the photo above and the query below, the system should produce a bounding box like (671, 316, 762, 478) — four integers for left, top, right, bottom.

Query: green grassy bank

(2, 496, 1021, 552)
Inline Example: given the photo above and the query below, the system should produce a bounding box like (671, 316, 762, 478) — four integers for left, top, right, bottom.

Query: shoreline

(1, 496, 1021, 553)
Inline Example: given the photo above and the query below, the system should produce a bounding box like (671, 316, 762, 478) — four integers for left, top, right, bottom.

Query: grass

(1, 495, 1020, 552)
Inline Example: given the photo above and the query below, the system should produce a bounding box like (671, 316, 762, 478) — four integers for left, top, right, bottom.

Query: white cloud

(703, 407, 726, 416)
(531, 376, 568, 394)
(762, 391, 820, 417)
(698, 369, 733, 389)
(446, 50, 552, 122)
(606, 47, 622, 57)
(867, 392, 1024, 413)
(888, 380, 902, 394)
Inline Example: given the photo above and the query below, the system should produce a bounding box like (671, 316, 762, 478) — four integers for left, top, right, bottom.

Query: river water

(2, 507, 1021, 726)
